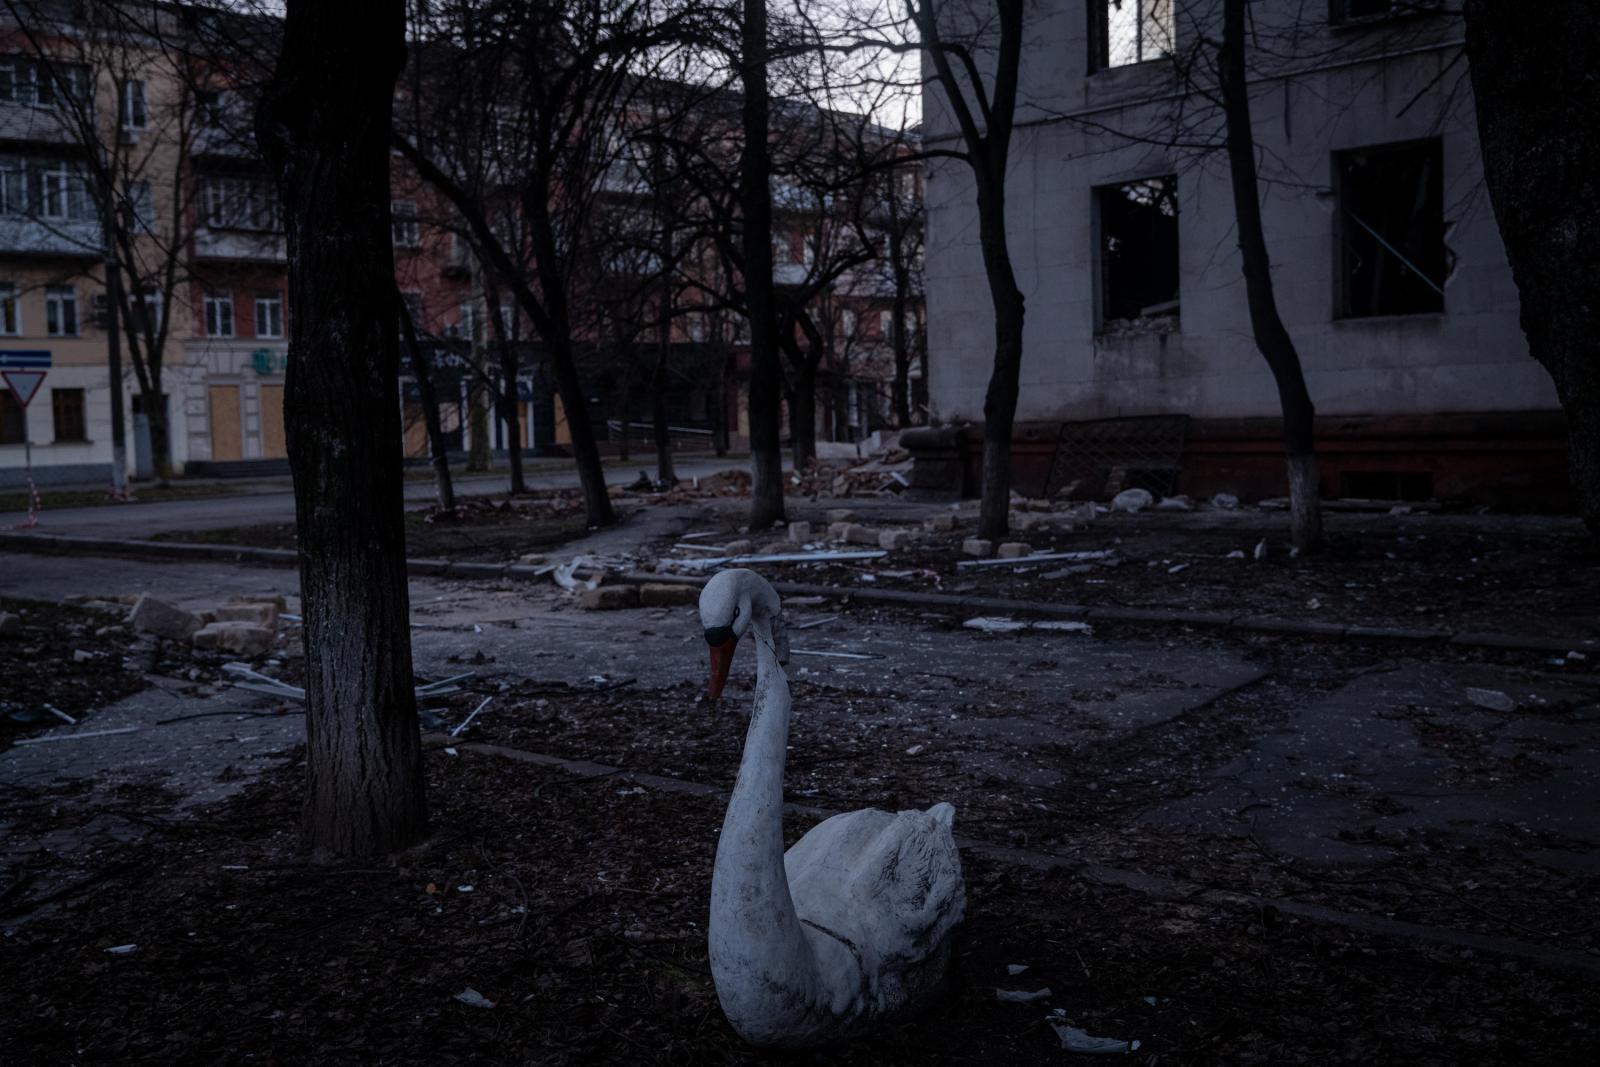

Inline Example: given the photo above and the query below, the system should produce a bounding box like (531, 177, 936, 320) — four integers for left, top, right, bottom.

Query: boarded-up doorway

(259, 384, 286, 458)
(208, 384, 242, 461)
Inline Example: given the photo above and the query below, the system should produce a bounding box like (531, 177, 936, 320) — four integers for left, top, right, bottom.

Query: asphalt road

(0, 455, 760, 539)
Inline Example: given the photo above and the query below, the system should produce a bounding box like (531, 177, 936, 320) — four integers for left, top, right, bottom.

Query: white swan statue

(697, 568, 965, 1048)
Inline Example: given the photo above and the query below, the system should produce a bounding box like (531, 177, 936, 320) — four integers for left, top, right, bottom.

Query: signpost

(1, 350, 52, 528)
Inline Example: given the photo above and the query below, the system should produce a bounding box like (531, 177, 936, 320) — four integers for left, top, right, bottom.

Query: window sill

(0, 439, 93, 448)
(1332, 310, 1445, 325)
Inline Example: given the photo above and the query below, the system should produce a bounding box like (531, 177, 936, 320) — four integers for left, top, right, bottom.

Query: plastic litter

(996, 987, 1051, 1003)
(1050, 1021, 1140, 1054)
(453, 987, 496, 1009)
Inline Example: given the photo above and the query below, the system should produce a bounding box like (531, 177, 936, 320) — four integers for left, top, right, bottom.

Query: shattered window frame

(1094, 174, 1181, 334)
(1335, 137, 1447, 319)
(1090, 0, 1176, 72)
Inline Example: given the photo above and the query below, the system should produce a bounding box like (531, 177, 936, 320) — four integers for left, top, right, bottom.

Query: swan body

(699, 569, 965, 1048)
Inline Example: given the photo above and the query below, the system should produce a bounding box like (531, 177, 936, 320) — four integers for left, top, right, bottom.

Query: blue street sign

(0, 350, 51, 368)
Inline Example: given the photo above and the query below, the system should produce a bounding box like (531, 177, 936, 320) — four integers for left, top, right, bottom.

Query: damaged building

(914, 1, 1564, 506)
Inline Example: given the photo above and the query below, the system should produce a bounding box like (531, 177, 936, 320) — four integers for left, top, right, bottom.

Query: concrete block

(129, 594, 202, 641)
(879, 529, 914, 550)
(579, 585, 639, 611)
(787, 521, 813, 543)
(216, 602, 280, 628)
(923, 513, 959, 532)
(844, 524, 882, 546)
(722, 539, 753, 556)
(638, 583, 700, 607)
(962, 537, 992, 557)
(996, 542, 1032, 558)
(827, 521, 852, 541)
(192, 621, 275, 657)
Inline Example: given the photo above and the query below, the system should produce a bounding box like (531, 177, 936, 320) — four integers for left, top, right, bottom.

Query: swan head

(699, 569, 756, 700)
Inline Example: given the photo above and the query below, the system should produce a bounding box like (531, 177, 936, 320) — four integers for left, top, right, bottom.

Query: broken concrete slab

(128, 594, 203, 641)
(1112, 488, 1154, 513)
(192, 621, 275, 657)
(579, 585, 640, 611)
(923, 513, 959, 532)
(962, 538, 993, 558)
(214, 602, 279, 628)
(787, 522, 812, 544)
(825, 509, 856, 523)
(842, 524, 882, 546)
(996, 542, 1032, 559)
(827, 521, 852, 542)
(638, 583, 699, 608)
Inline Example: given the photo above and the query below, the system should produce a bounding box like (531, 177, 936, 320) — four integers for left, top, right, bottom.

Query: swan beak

(705, 631, 737, 701)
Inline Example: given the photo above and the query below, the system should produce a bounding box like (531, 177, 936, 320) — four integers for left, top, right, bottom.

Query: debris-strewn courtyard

(2, 508, 1597, 1063)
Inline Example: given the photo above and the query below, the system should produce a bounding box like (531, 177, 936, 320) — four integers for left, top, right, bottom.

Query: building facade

(918, 0, 1564, 504)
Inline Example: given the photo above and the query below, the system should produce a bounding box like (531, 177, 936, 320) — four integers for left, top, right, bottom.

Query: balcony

(0, 215, 101, 257)
(192, 226, 285, 263)
(0, 105, 78, 148)
(191, 121, 257, 161)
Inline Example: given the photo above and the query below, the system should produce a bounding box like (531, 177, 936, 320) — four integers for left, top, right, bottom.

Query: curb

(3, 530, 1595, 656)
(438, 735, 1600, 979)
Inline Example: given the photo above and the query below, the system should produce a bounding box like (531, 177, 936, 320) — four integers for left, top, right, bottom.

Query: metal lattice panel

(1042, 415, 1191, 500)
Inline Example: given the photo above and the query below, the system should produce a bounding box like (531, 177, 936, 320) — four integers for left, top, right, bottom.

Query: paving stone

(962, 537, 993, 558)
(128, 594, 202, 641)
(638, 583, 699, 607)
(996, 541, 1032, 559)
(579, 585, 639, 611)
(192, 621, 275, 656)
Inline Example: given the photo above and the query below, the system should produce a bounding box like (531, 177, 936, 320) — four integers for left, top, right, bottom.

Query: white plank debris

(1049, 1019, 1140, 1054)
(963, 617, 1093, 635)
(957, 550, 1114, 570)
(449, 696, 494, 738)
(222, 663, 473, 703)
(789, 649, 880, 660)
(16, 725, 140, 745)
(661, 549, 887, 571)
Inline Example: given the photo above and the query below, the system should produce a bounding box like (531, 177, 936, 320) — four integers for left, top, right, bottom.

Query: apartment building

(917, 1, 1564, 504)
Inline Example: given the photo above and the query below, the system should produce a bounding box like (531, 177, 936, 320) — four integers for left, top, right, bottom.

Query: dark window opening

(1341, 470, 1434, 502)
(1337, 139, 1446, 317)
(1098, 176, 1179, 330)
(0, 387, 22, 444)
(51, 387, 85, 442)
(1330, 1, 1441, 26)
(1091, 1, 1175, 71)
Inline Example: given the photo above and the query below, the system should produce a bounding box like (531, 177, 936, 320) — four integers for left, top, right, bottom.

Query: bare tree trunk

(740, 0, 785, 528)
(616, 361, 632, 463)
(497, 350, 525, 493)
(1219, 0, 1322, 552)
(1464, 0, 1600, 539)
(976, 188, 1025, 540)
(710, 361, 729, 456)
(466, 359, 490, 472)
(400, 303, 456, 511)
(889, 226, 913, 428)
(256, 0, 427, 860)
(652, 333, 676, 487)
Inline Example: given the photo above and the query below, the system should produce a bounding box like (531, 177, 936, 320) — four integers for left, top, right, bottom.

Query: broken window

(1097, 176, 1179, 330)
(1092, 1, 1175, 70)
(1330, 1, 1441, 25)
(1337, 139, 1446, 318)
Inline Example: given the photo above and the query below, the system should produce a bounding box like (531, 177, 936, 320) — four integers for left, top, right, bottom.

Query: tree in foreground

(256, 0, 427, 859)
(1464, 0, 1600, 539)
(1216, 0, 1321, 552)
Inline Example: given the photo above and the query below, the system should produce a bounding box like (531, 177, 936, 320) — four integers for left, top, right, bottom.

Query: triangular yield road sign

(1, 369, 46, 407)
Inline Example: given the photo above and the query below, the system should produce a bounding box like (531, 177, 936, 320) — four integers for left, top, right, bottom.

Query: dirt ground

(0, 598, 151, 747)
(3, 746, 1596, 1066)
